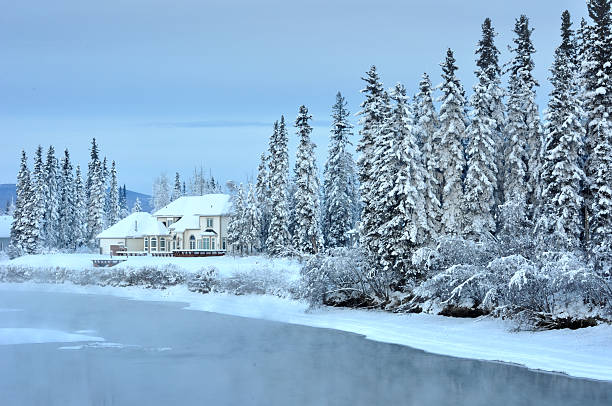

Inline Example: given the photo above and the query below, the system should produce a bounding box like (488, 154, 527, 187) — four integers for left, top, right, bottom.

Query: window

(222, 238, 227, 250)
(189, 235, 196, 250)
(211, 238, 216, 250)
(160, 238, 166, 251)
(197, 239, 203, 249)
(168, 219, 173, 226)
(144, 237, 149, 251)
(151, 237, 157, 251)
(172, 240, 176, 250)
(206, 218, 213, 228)
(204, 238, 210, 250)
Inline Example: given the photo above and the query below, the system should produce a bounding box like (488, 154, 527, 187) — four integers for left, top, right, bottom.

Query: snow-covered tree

(244, 183, 261, 254)
(131, 197, 142, 213)
(86, 140, 105, 246)
(504, 15, 542, 224)
(463, 71, 498, 239)
(323, 92, 356, 248)
(376, 84, 429, 277)
(293, 105, 323, 254)
(356, 66, 385, 256)
(583, 0, 612, 268)
(10, 151, 32, 255)
(40, 146, 60, 248)
(106, 161, 120, 226)
(266, 118, 291, 255)
(436, 49, 467, 236)
(72, 165, 87, 249)
(171, 172, 182, 201)
(28, 145, 47, 252)
(118, 185, 129, 219)
(58, 149, 75, 249)
(536, 11, 586, 250)
(227, 184, 246, 254)
(151, 173, 171, 212)
(415, 73, 442, 238)
(475, 18, 506, 222)
(255, 153, 271, 250)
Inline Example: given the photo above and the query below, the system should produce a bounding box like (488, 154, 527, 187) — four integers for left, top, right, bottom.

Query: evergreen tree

(256, 153, 271, 250)
(72, 165, 87, 249)
(356, 66, 385, 257)
(118, 185, 129, 219)
(106, 161, 120, 226)
(584, 0, 612, 267)
(436, 49, 468, 236)
(131, 197, 142, 213)
(227, 184, 246, 254)
(266, 118, 291, 255)
(43, 146, 60, 248)
(151, 173, 171, 211)
(58, 149, 75, 249)
(323, 92, 355, 248)
(10, 151, 32, 254)
(86, 142, 105, 246)
(293, 105, 323, 254)
(377, 84, 429, 277)
(244, 183, 261, 254)
(86, 138, 99, 201)
(476, 18, 506, 222)
(415, 73, 442, 238)
(28, 146, 47, 253)
(172, 172, 182, 201)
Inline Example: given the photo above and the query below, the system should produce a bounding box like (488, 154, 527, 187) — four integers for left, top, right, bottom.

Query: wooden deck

(172, 249, 226, 257)
(92, 258, 127, 267)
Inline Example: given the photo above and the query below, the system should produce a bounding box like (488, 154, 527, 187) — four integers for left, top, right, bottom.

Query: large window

(197, 239, 203, 249)
(206, 218, 213, 228)
(204, 238, 210, 250)
(189, 235, 196, 250)
(151, 237, 157, 251)
(211, 238, 216, 250)
(160, 238, 166, 251)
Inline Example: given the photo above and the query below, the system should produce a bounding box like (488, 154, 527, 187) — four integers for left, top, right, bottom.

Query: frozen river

(0, 290, 610, 406)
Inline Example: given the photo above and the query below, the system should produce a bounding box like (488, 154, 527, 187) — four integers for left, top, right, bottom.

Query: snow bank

(1, 282, 610, 381)
(0, 327, 103, 345)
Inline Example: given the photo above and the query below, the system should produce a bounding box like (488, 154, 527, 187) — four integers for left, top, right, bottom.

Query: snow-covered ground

(1, 253, 301, 280)
(1, 282, 610, 382)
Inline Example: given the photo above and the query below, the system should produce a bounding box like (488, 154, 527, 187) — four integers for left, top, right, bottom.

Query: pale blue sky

(0, 0, 587, 193)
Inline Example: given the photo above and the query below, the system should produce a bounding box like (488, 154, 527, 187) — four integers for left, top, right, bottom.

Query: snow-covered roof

(0, 215, 12, 238)
(168, 215, 200, 233)
(153, 194, 232, 217)
(96, 212, 169, 239)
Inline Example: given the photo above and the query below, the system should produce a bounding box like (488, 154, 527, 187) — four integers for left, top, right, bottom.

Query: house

(97, 212, 169, 255)
(96, 194, 232, 255)
(0, 215, 12, 251)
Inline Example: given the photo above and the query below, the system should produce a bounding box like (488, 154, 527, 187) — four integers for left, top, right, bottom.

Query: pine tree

(86, 142, 105, 246)
(151, 173, 171, 211)
(356, 66, 385, 257)
(377, 84, 429, 277)
(266, 118, 291, 255)
(42, 146, 59, 248)
(27, 146, 47, 253)
(10, 151, 32, 254)
(436, 49, 468, 236)
(293, 105, 323, 254)
(227, 184, 246, 254)
(584, 0, 612, 267)
(118, 185, 129, 219)
(476, 18, 506, 223)
(323, 92, 355, 248)
(172, 172, 182, 201)
(131, 197, 142, 213)
(72, 165, 87, 249)
(536, 11, 586, 250)
(415, 73, 442, 238)
(58, 149, 75, 249)
(244, 183, 261, 254)
(86, 138, 99, 201)
(255, 153, 271, 250)
(106, 161, 120, 226)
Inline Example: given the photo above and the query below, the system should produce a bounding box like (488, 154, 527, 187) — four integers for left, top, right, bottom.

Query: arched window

(189, 235, 196, 250)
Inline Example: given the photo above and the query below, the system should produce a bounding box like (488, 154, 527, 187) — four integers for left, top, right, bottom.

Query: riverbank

(1, 282, 610, 382)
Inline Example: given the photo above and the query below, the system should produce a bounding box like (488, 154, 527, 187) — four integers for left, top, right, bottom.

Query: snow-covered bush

(218, 265, 298, 297)
(187, 266, 219, 293)
(415, 236, 497, 277)
(300, 248, 383, 308)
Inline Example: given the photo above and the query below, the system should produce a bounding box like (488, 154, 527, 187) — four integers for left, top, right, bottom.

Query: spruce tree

(244, 183, 261, 254)
(227, 184, 246, 254)
(86, 142, 105, 245)
(107, 161, 120, 226)
(172, 172, 182, 201)
(118, 185, 129, 219)
(131, 197, 142, 213)
(323, 92, 355, 248)
(29, 146, 47, 253)
(10, 151, 32, 254)
(72, 165, 87, 249)
(436, 49, 468, 236)
(537, 11, 585, 250)
(58, 149, 75, 249)
(42, 146, 59, 248)
(415, 73, 442, 238)
(255, 152, 271, 250)
(293, 105, 323, 254)
(266, 118, 291, 255)
(584, 0, 612, 267)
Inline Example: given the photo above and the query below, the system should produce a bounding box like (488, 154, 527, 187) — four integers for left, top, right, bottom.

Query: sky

(0, 0, 589, 194)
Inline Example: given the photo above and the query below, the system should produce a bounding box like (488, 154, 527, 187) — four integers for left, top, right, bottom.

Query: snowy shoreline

(1, 281, 610, 382)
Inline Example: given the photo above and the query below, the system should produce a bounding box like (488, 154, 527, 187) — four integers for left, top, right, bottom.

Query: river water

(0, 290, 610, 406)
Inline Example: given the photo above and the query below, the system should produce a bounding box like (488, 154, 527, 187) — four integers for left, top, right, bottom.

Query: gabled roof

(97, 212, 169, 239)
(153, 194, 232, 217)
(168, 214, 200, 233)
(0, 215, 12, 238)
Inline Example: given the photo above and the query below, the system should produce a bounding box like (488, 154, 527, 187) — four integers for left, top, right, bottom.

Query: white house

(96, 194, 232, 255)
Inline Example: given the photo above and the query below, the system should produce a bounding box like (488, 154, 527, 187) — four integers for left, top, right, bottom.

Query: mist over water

(0, 290, 610, 406)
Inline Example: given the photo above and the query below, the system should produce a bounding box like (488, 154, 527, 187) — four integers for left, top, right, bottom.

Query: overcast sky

(0, 0, 588, 194)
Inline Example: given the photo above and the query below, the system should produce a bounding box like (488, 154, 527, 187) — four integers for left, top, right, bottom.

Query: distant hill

(0, 184, 153, 213)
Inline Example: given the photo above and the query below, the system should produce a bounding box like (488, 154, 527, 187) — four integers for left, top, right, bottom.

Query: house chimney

(135, 220, 138, 232)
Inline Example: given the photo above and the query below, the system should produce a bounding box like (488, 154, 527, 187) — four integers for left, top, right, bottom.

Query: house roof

(168, 214, 200, 233)
(97, 212, 169, 239)
(0, 215, 12, 238)
(153, 194, 232, 217)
